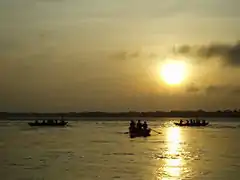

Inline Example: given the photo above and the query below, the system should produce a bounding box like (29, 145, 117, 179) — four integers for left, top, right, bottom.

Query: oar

(151, 129, 161, 134)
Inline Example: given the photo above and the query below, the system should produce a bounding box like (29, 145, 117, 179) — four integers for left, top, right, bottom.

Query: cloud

(174, 41, 240, 66)
(111, 51, 140, 61)
(205, 85, 227, 94)
(37, 0, 64, 2)
(232, 87, 240, 94)
(185, 83, 240, 95)
(186, 83, 200, 93)
(205, 85, 240, 95)
(110, 50, 159, 61)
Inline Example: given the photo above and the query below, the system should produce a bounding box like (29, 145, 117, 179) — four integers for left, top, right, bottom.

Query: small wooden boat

(174, 122, 209, 127)
(129, 128, 151, 138)
(28, 121, 68, 127)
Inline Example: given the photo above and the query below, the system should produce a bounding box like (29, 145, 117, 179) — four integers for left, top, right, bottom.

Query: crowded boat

(174, 119, 209, 127)
(128, 120, 151, 138)
(28, 119, 68, 127)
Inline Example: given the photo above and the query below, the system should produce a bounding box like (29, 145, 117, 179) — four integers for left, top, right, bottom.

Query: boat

(129, 128, 151, 138)
(28, 120, 68, 127)
(174, 122, 209, 127)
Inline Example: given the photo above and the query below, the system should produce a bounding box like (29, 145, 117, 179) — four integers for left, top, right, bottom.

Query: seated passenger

(190, 119, 193, 125)
(48, 119, 54, 124)
(142, 121, 148, 130)
(196, 119, 200, 125)
(137, 120, 142, 130)
(180, 119, 183, 125)
(129, 120, 136, 131)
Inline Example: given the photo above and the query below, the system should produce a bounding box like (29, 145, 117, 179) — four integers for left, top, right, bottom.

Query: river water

(1, 118, 240, 180)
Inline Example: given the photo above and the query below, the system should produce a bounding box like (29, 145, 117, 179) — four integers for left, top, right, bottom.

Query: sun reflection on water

(163, 127, 182, 179)
(167, 127, 181, 155)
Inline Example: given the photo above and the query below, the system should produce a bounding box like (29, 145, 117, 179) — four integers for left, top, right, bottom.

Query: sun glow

(160, 60, 187, 85)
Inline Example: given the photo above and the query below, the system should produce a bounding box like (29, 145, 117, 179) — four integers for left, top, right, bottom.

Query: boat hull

(174, 122, 209, 127)
(28, 122, 68, 127)
(129, 129, 151, 138)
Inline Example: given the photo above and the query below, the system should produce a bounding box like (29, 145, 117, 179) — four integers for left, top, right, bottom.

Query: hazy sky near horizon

(1, 0, 240, 112)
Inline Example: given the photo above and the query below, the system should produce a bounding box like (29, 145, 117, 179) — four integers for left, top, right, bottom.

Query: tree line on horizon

(1, 109, 240, 118)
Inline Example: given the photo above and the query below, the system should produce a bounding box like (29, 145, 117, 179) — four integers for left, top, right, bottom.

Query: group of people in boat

(129, 120, 149, 133)
(179, 119, 206, 125)
(34, 119, 66, 124)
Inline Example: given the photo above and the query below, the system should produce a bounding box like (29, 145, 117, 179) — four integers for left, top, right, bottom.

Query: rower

(142, 121, 148, 130)
(48, 119, 54, 124)
(129, 120, 136, 131)
(190, 119, 193, 125)
(137, 120, 142, 130)
(196, 119, 200, 125)
(180, 119, 183, 125)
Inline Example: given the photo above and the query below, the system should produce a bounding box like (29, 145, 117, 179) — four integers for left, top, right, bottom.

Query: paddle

(151, 128, 161, 134)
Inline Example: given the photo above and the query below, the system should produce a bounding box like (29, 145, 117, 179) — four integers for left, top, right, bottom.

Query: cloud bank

(186, 83, 240, 95)
(174, 41, 240, 66)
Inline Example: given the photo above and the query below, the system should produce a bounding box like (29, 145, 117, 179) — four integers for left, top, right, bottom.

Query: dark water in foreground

(1, 118, 240, 180)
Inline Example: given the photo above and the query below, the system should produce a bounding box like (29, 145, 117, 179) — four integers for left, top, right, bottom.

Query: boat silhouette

(28, 120, 68, 127)
(129, 128, 151, 138)
(174, 122, 209, 127)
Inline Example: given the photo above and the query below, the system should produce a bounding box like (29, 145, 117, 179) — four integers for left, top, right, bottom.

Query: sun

(160, 60, 187, 85)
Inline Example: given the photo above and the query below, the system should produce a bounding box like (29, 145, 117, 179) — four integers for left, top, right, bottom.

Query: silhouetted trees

(1, 109, 240, 119)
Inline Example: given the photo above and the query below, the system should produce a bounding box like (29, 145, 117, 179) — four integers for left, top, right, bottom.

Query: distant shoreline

(1, 111, 240, 119)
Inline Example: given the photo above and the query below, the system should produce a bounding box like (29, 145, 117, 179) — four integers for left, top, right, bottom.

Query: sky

(0, 0, 240, 112)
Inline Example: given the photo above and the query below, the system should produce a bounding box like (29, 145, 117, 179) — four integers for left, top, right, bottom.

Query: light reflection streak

(163, 127, 182, 179)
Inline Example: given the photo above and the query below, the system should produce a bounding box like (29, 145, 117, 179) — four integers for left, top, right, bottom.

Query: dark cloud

(111, 51, 141, 61)
(37, 0, 64, 2)
(175, 41, 240, 66)
(111, 51, 158, 61)
(205, 85, 226, 94)
(205, 85, 240, 95)
(177, 45, 192, 54)
(186, 84, 200, 93)
(185, 84, 240, 95)
(232, 87, 240, 94)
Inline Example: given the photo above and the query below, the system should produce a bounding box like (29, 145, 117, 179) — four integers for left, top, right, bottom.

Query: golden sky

(0, 0, 240, 112)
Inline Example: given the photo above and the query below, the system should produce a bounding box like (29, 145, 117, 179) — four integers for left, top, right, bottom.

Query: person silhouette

(142, 121, 148, 130)
(137, 120, 142, 131)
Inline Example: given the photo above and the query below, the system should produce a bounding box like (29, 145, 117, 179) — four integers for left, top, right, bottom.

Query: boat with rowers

(128, 120, 151, 138)
(28, 119, 68, 127)
(174, 119, 209, 127)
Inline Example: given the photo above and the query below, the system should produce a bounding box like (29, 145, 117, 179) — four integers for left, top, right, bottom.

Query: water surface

(1, 118, 240, 180)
